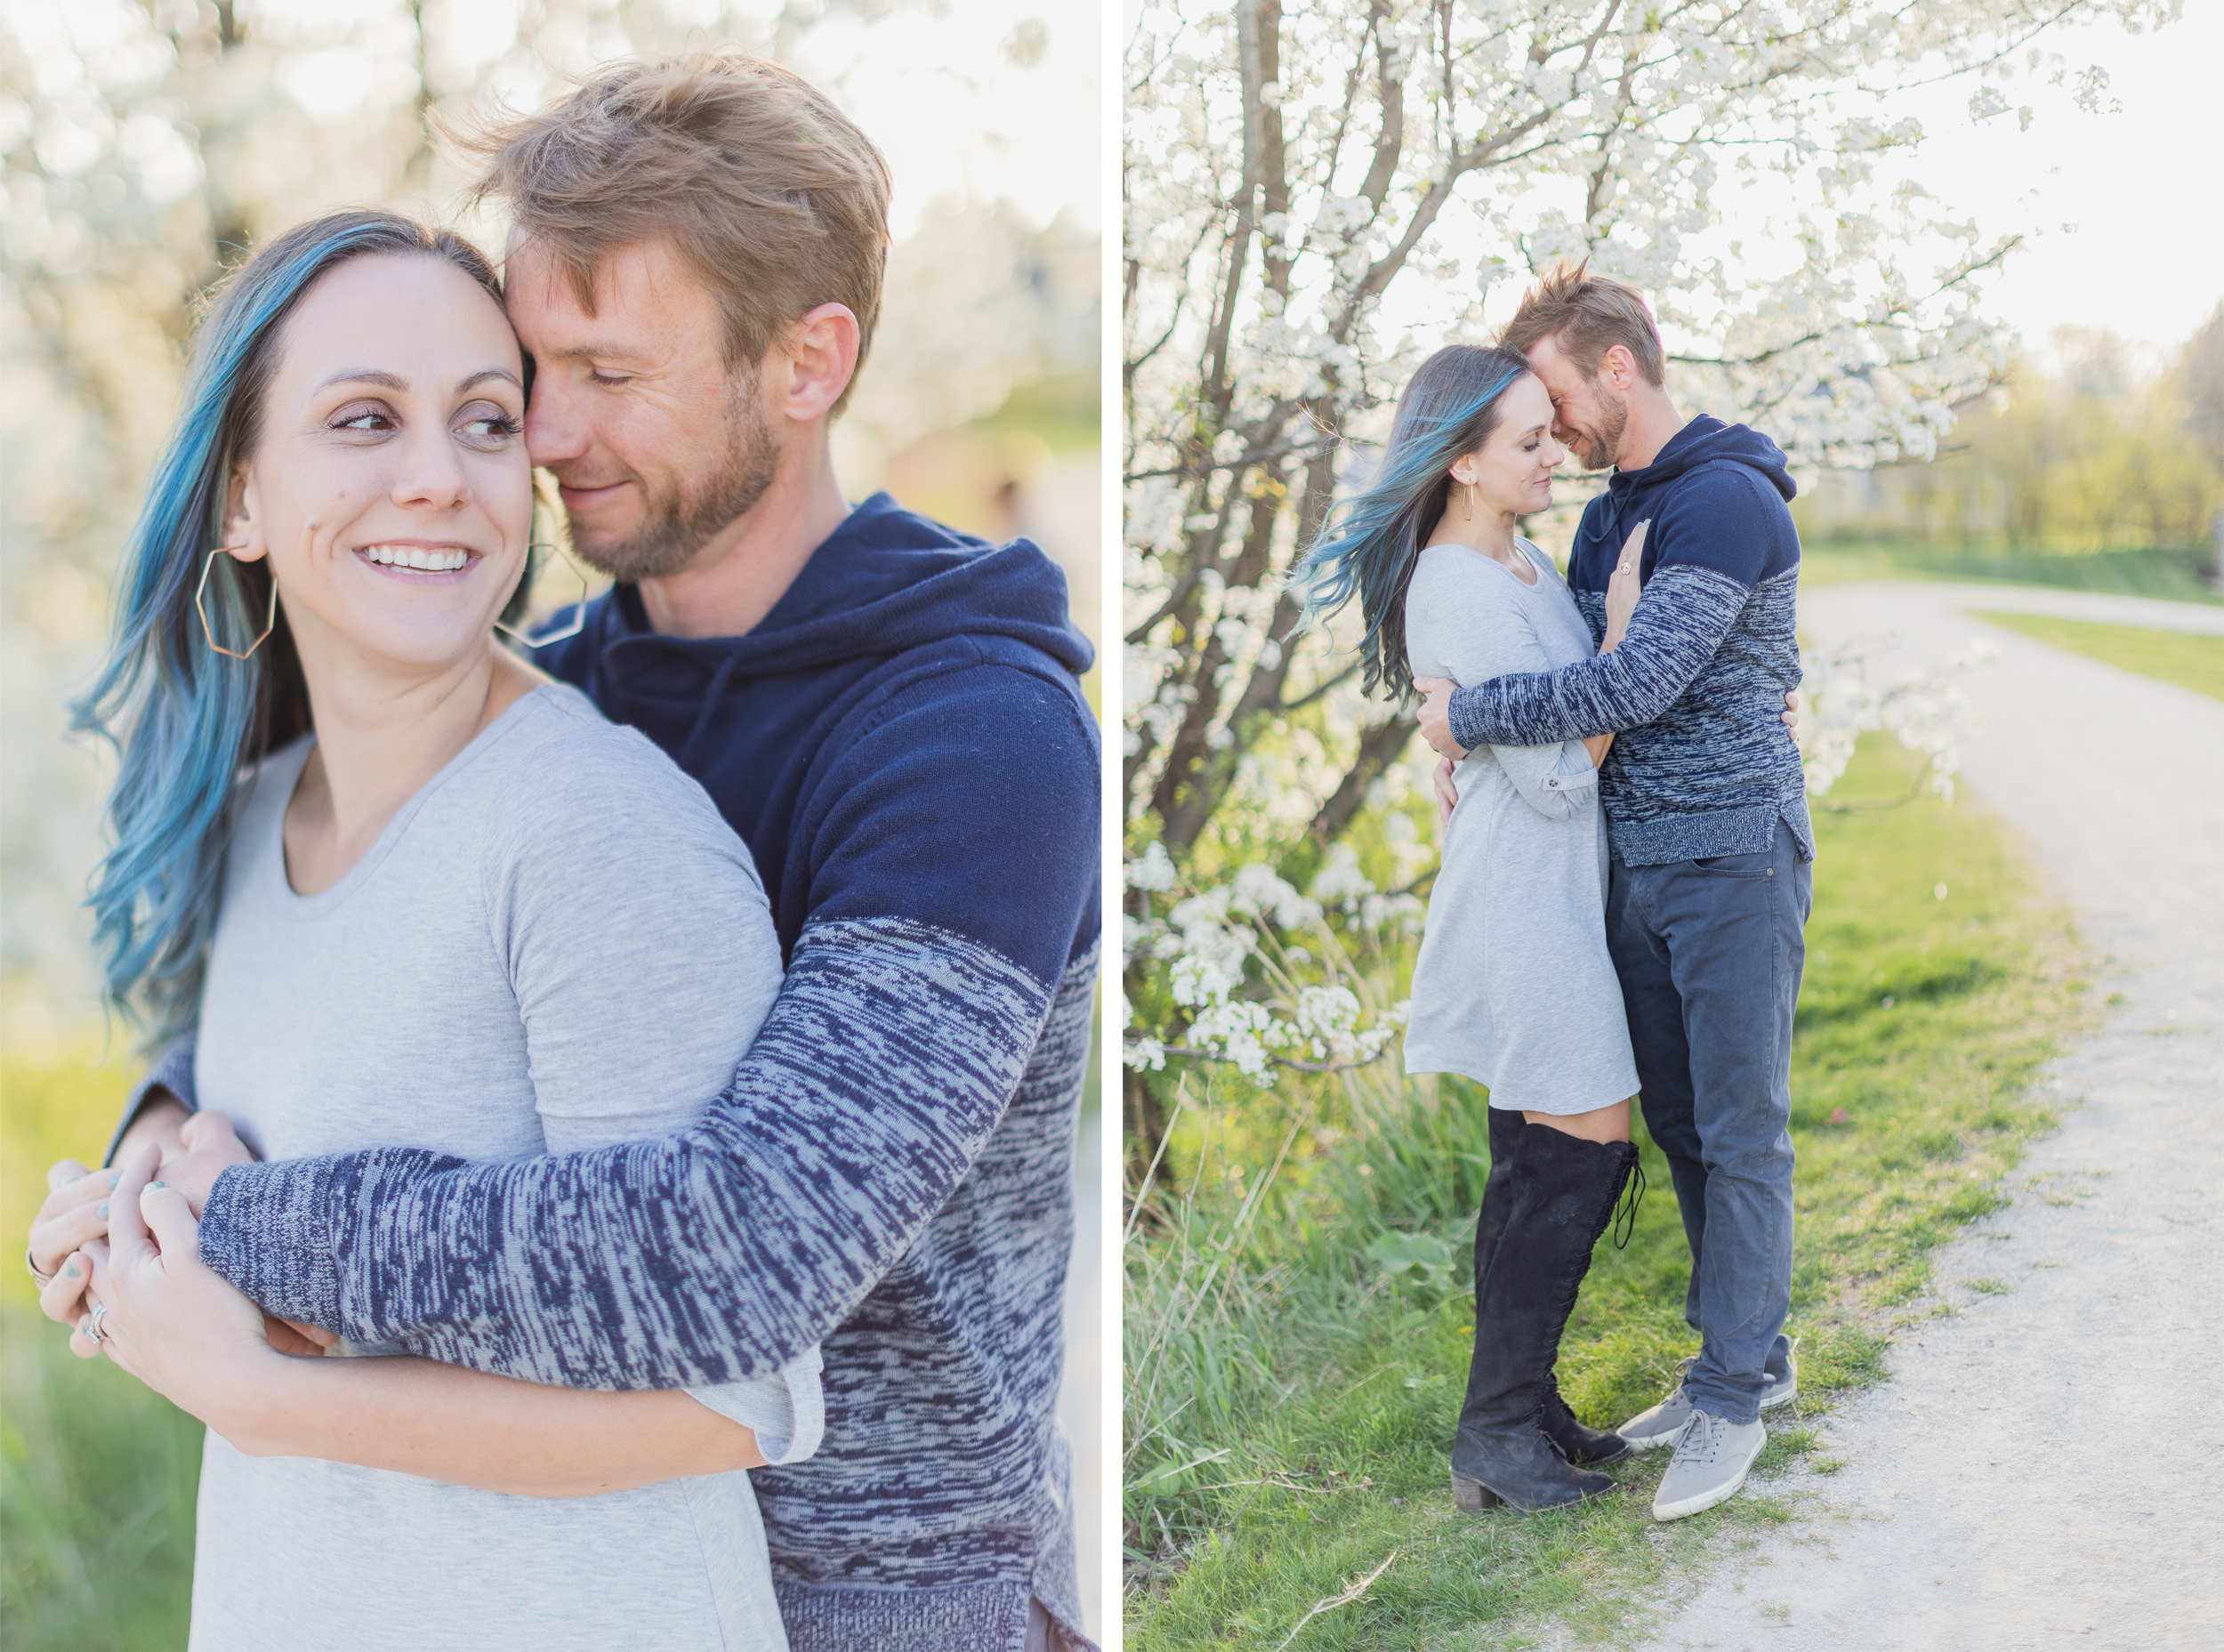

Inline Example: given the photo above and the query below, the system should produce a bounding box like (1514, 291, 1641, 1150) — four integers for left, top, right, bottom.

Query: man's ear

(1600, 343, 1638, 394)
(221, 464, 271, 565)
(772, 302, 862, 425)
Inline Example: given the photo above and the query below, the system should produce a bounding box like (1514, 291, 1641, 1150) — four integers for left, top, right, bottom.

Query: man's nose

(524, 375, 587, 468)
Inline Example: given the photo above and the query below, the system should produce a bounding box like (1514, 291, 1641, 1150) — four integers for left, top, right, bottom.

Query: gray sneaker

(1651, 1407, 1768, 1520)
(1618, 1337, 1799, 1452)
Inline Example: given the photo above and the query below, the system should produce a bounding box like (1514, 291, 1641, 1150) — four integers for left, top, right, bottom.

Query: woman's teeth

(361, 545, 470, 572)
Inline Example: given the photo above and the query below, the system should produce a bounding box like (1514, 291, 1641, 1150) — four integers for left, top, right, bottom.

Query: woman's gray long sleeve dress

(1401, 539, 1640, 1115)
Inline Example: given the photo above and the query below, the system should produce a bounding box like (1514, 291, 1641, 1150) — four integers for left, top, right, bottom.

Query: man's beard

(568, 376, 779, 584)
(1574, 387, 1629, 472)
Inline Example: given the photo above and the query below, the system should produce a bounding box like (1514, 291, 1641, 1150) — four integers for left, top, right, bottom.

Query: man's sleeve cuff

(198, 1157, 345, 1331)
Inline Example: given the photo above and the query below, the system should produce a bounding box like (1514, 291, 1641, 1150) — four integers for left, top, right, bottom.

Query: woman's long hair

(68, 209, 523, 1045)
(1292, 344, 1533, 701)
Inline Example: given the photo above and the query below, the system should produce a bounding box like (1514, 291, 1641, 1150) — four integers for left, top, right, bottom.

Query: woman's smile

(353, 540, 481, 578)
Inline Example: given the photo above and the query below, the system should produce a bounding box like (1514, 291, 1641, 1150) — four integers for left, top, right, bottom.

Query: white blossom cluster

(1795, 635, 1999, 802)
(1124, 840, 1414, 1084)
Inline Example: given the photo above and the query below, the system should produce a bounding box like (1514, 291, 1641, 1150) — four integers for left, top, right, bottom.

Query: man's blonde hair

(462, 53, 891, 412)
(1499, 258, 1664, 388)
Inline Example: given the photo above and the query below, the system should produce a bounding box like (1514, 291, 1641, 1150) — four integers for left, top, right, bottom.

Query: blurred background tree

(1797, 314, 2224, 566)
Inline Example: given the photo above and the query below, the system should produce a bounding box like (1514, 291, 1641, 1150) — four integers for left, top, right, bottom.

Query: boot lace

(1611, 1160, 1647, 1249)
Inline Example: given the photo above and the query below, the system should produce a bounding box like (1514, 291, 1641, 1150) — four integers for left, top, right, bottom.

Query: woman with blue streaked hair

(24, 209, 816, 1648)
(1294, 343, 1648, 1517)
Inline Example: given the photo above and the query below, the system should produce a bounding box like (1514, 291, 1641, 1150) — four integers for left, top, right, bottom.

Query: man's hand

(1413, 676, 1467, 762)
(1601, 520, 1648, 650)
(157, 1112, 255, 1218)
(1432, 757, 1459, 825)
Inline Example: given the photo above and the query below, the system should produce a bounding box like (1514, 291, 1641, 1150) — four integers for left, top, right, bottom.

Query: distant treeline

(1798, 306, 2224, 555)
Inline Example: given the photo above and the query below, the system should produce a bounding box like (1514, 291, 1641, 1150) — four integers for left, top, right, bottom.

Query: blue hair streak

(68, 210, 517, 1045)
(1291, 344, 1533, 702)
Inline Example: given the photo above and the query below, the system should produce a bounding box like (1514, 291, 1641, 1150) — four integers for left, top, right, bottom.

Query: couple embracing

(26, 52, 1097, 1652)
(1301, 262, 1810, 1524)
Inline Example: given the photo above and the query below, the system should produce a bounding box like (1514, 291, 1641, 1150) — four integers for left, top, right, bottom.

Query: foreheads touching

(1498, 259, 1664, 471)
(455, 52, 893, 578)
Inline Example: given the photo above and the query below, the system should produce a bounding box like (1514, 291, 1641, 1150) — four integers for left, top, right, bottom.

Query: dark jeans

(1607, 818, 1811, 1425)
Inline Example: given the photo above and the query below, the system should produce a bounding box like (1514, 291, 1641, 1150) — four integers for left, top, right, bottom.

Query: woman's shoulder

(471, 686, 745, 865)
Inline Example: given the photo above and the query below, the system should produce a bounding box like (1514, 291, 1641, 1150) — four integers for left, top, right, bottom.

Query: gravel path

(1632, 582, 2224, 1652)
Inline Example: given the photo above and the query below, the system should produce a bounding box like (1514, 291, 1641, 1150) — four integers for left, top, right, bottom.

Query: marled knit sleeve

(194, 662, 1100, 1391)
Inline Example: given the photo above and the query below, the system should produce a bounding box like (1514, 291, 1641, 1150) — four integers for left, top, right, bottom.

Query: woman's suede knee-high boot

(1466, 1108, 1631, 1469)
(1451, 1123, 1640, 1512)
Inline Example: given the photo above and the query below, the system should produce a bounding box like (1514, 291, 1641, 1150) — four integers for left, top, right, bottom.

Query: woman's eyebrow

(315, 368, 407, 393)
(458, 367, 523, 393)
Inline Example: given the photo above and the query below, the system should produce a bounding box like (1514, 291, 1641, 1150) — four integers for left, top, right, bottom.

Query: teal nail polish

(107, 1171, 121, 1188)
(63, 1260, 81, 1278)
(148, 1181, 167, 1191)
(95, 1202, 109, 1220)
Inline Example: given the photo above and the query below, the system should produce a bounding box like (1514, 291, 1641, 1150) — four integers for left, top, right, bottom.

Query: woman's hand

(1413, 675, 1468, 761)
(73, 1144, 278, 1425)
(31, 1158, 122, 1321)
(1432, 757, 1459, 825)
(1601, 520, 1648, 651)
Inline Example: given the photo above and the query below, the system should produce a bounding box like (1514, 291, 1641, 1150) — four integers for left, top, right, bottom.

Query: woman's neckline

(272, 684, 555, 910)
(1432, 536, 1542, 588)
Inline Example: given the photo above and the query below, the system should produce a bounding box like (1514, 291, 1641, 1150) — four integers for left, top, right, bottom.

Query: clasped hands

(29, 1108, 335, 1374)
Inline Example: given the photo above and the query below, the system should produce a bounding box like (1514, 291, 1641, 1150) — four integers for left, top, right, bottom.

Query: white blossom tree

(1121, 0, 2176, 1159)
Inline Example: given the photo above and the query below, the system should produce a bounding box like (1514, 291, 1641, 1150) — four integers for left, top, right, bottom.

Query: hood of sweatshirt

(534, 491, 1092, 691)
(1575, 415, 1797, 568)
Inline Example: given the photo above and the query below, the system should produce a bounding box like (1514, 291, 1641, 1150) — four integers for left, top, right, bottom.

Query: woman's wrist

(178, 1335, 302, 1450)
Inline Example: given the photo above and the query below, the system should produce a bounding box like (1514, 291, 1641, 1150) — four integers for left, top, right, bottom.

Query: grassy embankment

(1798, 541, 2220, 604)
(1965, 611, 2224, 703)
(1124, 735, 2087, 1650)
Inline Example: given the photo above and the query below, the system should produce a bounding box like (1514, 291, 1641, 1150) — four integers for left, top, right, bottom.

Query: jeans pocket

(1688, 848, 1774, 879)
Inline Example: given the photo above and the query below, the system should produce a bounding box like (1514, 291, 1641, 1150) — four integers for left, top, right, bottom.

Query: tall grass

(1124, 735, 2085, 1648)
(1, 1031, 201, 1649)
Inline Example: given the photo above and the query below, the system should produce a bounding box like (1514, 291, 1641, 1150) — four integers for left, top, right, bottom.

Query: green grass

(2, 1030, 201, 1650)
(1801, 541, 2221, 605)
(1965, 611, 2224, 702)
(1124, 736, 2085, 1648)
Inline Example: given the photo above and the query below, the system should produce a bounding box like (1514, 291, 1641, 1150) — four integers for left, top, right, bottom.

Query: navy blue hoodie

(184, 494, 1105, 1650)
(1446, 415, 1813, 866)
(536, 491, 1100, 976)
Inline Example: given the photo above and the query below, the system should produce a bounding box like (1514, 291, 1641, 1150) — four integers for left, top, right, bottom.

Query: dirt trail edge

(1632, 581, 2224, 1652)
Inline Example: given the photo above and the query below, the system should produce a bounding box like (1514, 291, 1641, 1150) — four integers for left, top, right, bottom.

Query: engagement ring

(25, 1245, 54, 1289)
(85, 1301, 109, 1343)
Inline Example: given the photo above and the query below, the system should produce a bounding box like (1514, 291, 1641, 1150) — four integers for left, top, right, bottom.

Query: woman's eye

(334, 407, 393, 432)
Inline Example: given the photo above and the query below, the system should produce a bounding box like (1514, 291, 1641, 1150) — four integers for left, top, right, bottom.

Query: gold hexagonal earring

(195, 550, 278, 660)
(494, 541, 592, 648)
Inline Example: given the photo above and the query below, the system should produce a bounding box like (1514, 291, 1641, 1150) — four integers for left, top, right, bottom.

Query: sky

(785, 0, 1100, 240)
(1873, 3, 2224, 364)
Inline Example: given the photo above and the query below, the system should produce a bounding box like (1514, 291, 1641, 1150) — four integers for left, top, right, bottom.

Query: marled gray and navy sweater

(116, 496, 1102, 1652)
(1445, 415, 1813, 866)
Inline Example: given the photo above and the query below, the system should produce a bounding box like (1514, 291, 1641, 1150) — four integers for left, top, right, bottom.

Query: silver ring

(26, 1245, 55, 1290)
(85, 1301, 109, 1343)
